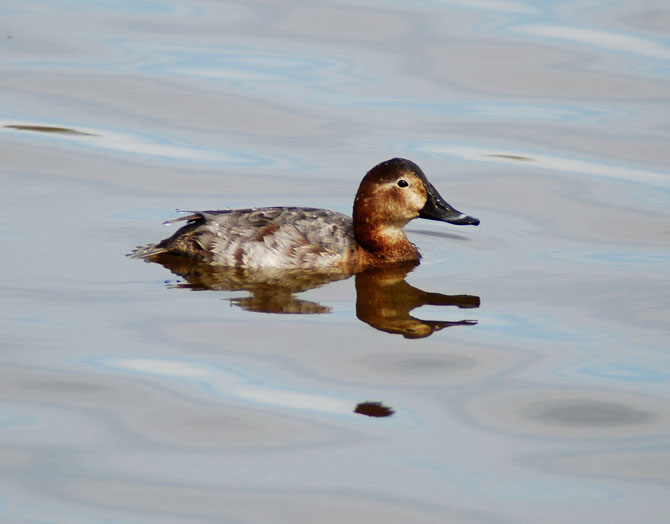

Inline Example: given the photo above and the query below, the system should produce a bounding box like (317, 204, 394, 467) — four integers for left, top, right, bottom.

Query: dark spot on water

(354, 401, 395, 418)
(525, 400, 653, 428)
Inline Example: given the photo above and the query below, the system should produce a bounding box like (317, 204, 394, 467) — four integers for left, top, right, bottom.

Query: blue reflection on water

(580, 365, 668, 384)
(48, 0, 175, 14)
(0, 411, 34, 429)
(545, 249, 670, 266)
(478, 312, 583, 343)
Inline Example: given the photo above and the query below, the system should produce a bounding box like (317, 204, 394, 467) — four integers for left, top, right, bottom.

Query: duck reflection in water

(145, 254, 479, 338)
(355, 262, 479, 338)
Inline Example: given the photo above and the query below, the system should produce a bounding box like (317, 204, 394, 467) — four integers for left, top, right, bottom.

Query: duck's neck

(353, 221, 420, 262)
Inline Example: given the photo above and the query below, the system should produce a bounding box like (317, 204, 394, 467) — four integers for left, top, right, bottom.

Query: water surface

(2, 0, 669, 522)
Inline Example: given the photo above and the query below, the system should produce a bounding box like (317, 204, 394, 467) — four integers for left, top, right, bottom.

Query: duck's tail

(128, 242, 169, 259)
(128, 212, 204, 259)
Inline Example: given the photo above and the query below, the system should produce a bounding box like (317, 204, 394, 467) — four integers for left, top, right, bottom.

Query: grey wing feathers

(131, 207, 355, 268)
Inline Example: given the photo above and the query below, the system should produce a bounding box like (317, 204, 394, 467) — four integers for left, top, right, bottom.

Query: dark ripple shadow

(524, 400, 653, 428)
(4, 124, 97, 136)
(406, 228, 473, 241)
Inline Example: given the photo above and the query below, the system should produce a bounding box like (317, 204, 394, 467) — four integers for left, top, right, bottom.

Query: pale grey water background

(2, 1, 669, 522)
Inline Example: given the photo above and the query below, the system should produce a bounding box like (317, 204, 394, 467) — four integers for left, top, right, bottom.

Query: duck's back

(132, 207, 356, 269)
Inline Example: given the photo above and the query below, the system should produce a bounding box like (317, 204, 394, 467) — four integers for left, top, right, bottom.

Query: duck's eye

(397, 179, 409, 188)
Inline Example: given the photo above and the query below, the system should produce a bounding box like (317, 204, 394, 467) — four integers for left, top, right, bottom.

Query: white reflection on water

(163, 50, 340, 84)
(98, 357, 353, 416)
(435, 0, 536, 15)
(513, 24, 670, 60)
(1, 120, 263, 165)
(366, 100, 602, 120)
(417, 143, 670, 188)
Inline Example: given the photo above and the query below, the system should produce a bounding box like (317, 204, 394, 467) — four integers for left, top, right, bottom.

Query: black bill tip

(419, 181, 480, 226)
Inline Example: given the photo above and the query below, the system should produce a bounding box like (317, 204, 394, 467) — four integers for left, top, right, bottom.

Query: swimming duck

(131, 158, 479, 270)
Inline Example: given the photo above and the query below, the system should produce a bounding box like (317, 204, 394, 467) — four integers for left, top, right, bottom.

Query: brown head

(352, 158, 479, 262)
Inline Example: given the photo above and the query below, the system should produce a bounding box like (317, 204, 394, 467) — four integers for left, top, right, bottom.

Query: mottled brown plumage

(131, 158, 479, 270)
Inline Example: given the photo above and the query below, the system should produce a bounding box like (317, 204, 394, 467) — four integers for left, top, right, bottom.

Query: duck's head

(353, 158, 480, 229)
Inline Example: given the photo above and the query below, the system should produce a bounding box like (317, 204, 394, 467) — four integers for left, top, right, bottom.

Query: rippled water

(2, 1, 669, 522)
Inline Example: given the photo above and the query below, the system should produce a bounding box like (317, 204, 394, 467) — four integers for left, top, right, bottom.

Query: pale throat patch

(378, 224, 407, 242)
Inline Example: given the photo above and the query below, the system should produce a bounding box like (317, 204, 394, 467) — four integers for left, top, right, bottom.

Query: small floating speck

(354, 401, 395, 418)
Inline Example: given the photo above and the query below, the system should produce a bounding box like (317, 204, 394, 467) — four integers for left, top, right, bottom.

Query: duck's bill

(419, 182, 480, 226)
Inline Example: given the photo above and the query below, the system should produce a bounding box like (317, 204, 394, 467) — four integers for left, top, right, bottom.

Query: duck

(131, 158, 479, 270)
